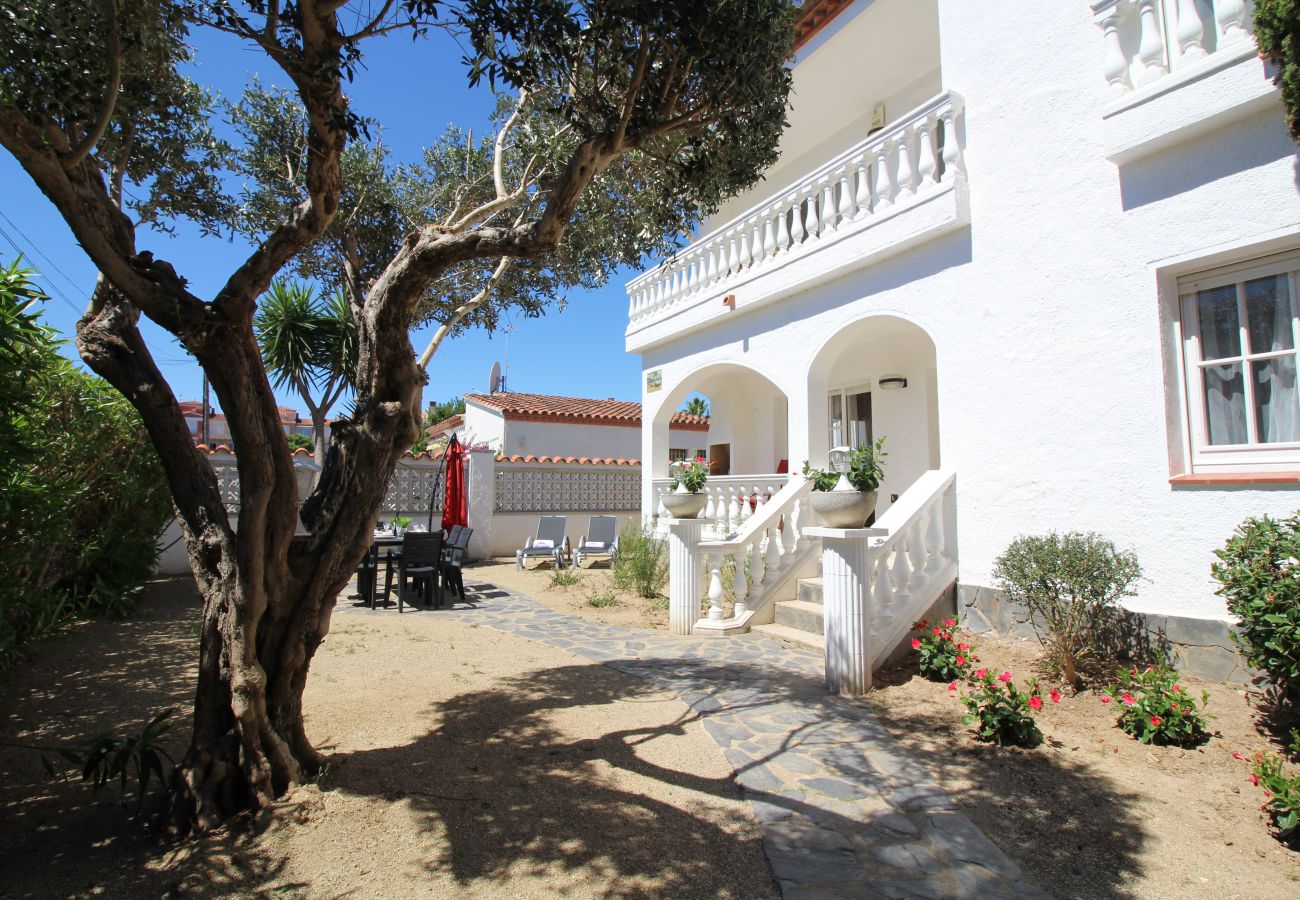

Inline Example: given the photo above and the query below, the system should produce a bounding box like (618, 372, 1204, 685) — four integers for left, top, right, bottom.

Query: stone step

(797, 577, 823, 605)
(751, 622, 825, 653)
(774, 599, 825, 635)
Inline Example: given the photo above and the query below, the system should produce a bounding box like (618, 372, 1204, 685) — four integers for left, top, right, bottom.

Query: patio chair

(384, 531, 444, 611)
(441, 526, 473, 600)
(515, 516, 567, 570)
(572, 516, 619, 568)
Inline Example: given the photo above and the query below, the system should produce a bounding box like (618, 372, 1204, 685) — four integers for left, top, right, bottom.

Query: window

(828, 385, 872, 450)
(668, 448, 688, 463)
(1179, 252, 1300, 471)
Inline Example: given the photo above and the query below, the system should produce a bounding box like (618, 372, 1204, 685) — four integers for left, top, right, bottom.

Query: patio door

(828, 385, 872, 450)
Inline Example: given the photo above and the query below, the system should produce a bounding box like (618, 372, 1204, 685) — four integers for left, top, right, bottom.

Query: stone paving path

(340, 582, 1048, 899)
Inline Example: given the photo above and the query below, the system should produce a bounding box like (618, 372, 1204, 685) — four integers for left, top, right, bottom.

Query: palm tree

(682, 396, 709, 418)
(255, 280, 357, 467)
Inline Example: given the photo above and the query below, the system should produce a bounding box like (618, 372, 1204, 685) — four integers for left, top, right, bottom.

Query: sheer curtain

(1249, 276, 1300, 443)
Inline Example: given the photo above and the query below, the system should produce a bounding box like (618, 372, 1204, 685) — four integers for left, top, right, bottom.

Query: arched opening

(806, 315, 939, 517)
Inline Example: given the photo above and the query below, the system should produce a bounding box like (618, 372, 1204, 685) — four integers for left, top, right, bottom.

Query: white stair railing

(694, 478, 815, 629)
(653, 474, 789, 538)
(864, 469, 958, 669)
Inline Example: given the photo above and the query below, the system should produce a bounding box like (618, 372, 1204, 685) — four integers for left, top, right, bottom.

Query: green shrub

(1255, 0, 1300, 142)
(1241, 733, 1300, 846)
(285, 432, 314, 452)
(1212, 513, 1300, 707)
(1102, 665, 1212, 746)
(586, 590, 618, 608)
(0, 259, 172, 674)
(992, 532, 1142, 688)
(957, 668, 1057, 747)
(613, 522, 669, 599)
(548, 566, 582, 589)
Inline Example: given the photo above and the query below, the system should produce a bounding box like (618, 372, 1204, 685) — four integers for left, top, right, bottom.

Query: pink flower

(1173, 684, 1183, 692)
(1100, 696, 1112, 704)
(997, 671, 1012, 683)
(911, 638, 922, 650)
(1029, 696, 1043, 710)
(1120, 693, 1136, 706)
(1232, 752, 1247, 761)
(975, 668, 987, 680)
(941, 632, 951, 641)
(1150, 715, 1162, 727)
(955, 655, 966, 666)
(932, 628, 941, 636)
(1250, 773, 1260, 786)
(1049, 689, 1061, 704)
(947, 681, 957, 692)
(957, 643, 969, 651)
(943, 618, 956, 628)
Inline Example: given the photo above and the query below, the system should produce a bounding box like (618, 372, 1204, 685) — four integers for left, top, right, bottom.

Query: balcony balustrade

(625, 91, 966, 351)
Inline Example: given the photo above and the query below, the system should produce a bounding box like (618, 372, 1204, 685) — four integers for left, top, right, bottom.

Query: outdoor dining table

(365, 531, 404, 608)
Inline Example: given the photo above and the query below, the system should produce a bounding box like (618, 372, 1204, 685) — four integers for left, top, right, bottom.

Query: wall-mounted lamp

(878, 375, 908, 391)
(722, 294, 736, 309)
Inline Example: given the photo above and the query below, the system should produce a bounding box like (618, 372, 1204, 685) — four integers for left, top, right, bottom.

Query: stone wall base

(957, 583, 1253, 686)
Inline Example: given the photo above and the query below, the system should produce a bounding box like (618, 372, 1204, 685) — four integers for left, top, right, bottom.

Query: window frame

(1178, 252, 1300, 472)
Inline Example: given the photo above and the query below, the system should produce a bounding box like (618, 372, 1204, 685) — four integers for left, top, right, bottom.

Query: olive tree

(0, 0, 794, 833)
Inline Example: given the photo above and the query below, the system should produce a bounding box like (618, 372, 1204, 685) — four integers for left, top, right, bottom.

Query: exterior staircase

(752, 577, 825, 652)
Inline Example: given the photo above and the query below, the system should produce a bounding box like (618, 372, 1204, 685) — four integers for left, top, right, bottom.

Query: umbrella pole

(428, 447, 448, 532)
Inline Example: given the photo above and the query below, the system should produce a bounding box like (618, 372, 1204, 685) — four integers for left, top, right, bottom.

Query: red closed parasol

(441, 434, 468, 530)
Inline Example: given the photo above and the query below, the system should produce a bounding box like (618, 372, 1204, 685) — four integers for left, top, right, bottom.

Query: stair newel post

(667, 518, 706, 635)
(807, 526, 879, 695)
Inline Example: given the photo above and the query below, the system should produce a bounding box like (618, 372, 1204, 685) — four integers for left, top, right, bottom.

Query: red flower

(1173, 684, 1183, 692)
(1170, 706, 1180, 714)
(911, 638, 922, 650)
(940, 632, 951, 641)
(914, 619, 929, 631)
(1100, 696, 1112, 704)
(1029, 696, 1043, 710)
(1250, 773, 1260, 786)
(957, 643, 969, 651)
(975, 668, 987, 680)
(1150, 715, 1162, 727)
(955, 655, 966, 666)
(1120, 693, 1136, 706)
(932, 628, 941, 636)
(1049, 689, 1061, 704)
(1232, 752, 1247, 761)
(943, 618, 955, 627)
(997, 671, 1012, 683)
(947, 681, 957, 692)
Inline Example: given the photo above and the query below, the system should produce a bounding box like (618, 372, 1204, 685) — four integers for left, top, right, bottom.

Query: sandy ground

(0, 577, 775, 899)
(465, 557, 670, 632)
(870, 632, 1300, 899)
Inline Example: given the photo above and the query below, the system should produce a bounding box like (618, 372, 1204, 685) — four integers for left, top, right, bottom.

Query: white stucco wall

(637, 2, 1300, 622)
(464, 397, 705, 460)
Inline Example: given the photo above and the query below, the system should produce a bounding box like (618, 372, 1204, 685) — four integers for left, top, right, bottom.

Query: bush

(286, 432, 314, 452)
(613, 522, 669, 599)
(1239, 733, 1300, 846)
(992, 532, 1142, 688)
(1255, 0, 1300, 143)
(0, 259, 172, 674)
(1102, 665, 1211, 746)
(548, 566, 582, 589)
(586, 590, 618, 608)
(910, 616, 974, 682)
(1212, 513, 1300, 707)
(958, 668, 1058, 747)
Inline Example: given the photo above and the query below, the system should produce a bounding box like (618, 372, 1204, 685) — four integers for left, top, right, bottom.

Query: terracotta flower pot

(809, 489, 877, 528)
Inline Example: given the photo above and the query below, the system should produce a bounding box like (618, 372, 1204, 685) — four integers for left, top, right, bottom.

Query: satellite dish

(488, 361, 502, 394)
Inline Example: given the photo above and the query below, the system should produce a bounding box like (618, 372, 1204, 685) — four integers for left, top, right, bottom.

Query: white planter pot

(662, 489, 708, 519)
(809, 490, 877, 528)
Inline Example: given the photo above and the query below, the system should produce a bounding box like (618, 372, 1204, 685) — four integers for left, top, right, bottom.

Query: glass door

(828, 385, 872, 449)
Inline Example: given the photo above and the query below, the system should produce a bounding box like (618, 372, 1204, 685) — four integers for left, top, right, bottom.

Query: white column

(465, 449, 496, 559)
(1174, 0, 1206, 62)
(807, 527, 877, 695)
(667, 518, 705, 635)
(1096, 4, 1133, 97)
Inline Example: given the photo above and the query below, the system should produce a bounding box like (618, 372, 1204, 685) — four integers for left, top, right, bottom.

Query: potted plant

(802, 437, 887, 528)
(662, 456, 710, 519)
(392, 515, 412, 536)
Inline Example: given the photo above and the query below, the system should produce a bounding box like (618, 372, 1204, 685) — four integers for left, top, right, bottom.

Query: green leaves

(1212, 513, 1300, 706)
(1103, 665, 1212, 747)
(1254, 0, 1300, 142)
(255, 280, 357, 394)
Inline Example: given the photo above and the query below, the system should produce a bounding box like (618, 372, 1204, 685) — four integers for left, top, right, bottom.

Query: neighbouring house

(437, 391, 711, 462)
(180, 400, 328, 447)
(631, 0, 1297, 679)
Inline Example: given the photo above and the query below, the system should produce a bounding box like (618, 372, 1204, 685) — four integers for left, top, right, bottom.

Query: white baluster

(837, 167, 853, 227)
(738, 222, 752, 270)
(1096, 5, 1133, 97)
(854, 155, 871, 217)
(896, 128, 916, 197)
(749, 539, 763, 588)
(656, 485, 668, 518)
(819, 178, 835, 235)
(705, 245, 718, 284)
(707, 567, 725, 620)
(1215, 0, 1248, 45)
(1174, 0, 1206, 62)
(908, 520, 926, 577)
(726, 487, 741, 533)
(940, 110, 962, 174)
(872, 553, 893, 610)
(703, 487, 717, 525)
(780, 509, 797, 555)
(789, 192, 806, 245)
(775, 203, 790, 253)
(765, 525, 781, 572)
(916, 117, 936, 190)
(733, 550, 748, 616)
(873, 144, 893, 208)
(890, 540, 911, 599)
(804, 185, 821, 238)
(1135, 0, 1169, 85)
(924, 500, 946, 575)
(762, 210, 776, 260)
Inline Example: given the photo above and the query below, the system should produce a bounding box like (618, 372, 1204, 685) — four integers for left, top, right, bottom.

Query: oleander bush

(613, 522, 669, 599)
(1102, 665, 1212, 746)
(0, 260, 171, 674)
(993, 531, 1142, 688)
(1212, 513, 1300, 707)
(957, 667, 1059, 748)
(911, 617, 974, 682)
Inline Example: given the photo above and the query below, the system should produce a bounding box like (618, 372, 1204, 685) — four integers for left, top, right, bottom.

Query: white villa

(632, 0, 1298, 682)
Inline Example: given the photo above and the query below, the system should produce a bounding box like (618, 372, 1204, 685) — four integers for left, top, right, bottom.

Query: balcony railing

(625, 91, 965, 339)
(1093, 0, 1256, 98)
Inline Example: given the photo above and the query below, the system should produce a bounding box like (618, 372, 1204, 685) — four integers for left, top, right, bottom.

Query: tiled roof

(465, 392, 709, 431)
(495, 454, 640, 466)
(793, 0, 854, 50)
(425, 413, 463, 438)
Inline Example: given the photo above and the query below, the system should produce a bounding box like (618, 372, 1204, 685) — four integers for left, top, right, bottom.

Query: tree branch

(417, 254, 514, 368)
(63, 0, 121, 170)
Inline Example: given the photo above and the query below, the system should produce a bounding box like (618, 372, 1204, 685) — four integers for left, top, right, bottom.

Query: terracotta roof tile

(495, 454, 640, 466)
(465, 392, 709, 431)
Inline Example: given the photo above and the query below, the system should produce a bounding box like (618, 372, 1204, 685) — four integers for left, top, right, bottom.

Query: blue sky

(0, 22, 644, 414)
